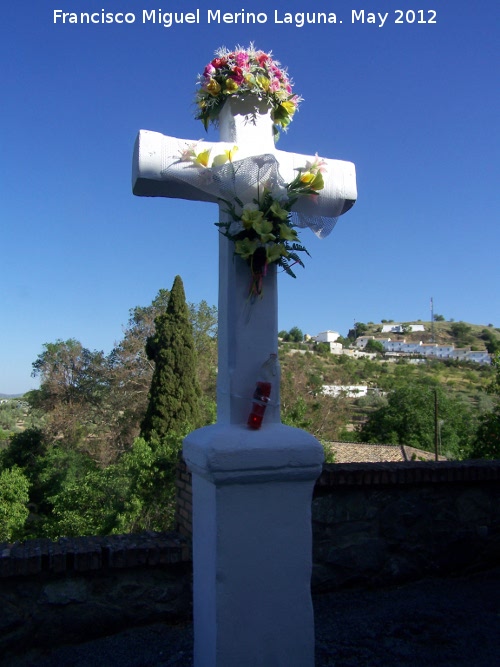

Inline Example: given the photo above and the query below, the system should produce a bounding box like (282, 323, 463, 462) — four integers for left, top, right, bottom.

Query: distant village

(308, 323, 492, 366)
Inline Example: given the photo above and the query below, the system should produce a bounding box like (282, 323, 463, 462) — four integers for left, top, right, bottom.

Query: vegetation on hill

(351, 320, 500, 353)
(1, 306, 498, 542)
(0, 282, 217, 541)
(279, 346, 496, 452)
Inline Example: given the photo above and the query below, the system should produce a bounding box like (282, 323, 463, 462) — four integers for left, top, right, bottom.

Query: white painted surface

(184, 422, 323, 667)
(133, 94, 357, 666)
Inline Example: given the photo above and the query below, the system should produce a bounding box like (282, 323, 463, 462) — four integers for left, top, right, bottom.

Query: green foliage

(449, 322, 474, 347)
(279, 326, 304, 343)
(359, 383, 477, 458)
(364, 339, 385, 354)
(26, 434, 183, 540)
(469, 407, 500, 459)
(1, 428, 47, 471)
(336, 336, 350, 348)
(315, 342, 331, 356)
(281, 396, 313, 431)
(0, 466, 30, 542)
(288, 326, 304, 343)
(1, 279, 218, 540)
(0, 401, 22, 432)
(26, 286, 216, 466)
(434, 314, 445, 322)
(141, 276, 201, 442)
(467, 352, 500, 459)
(322, 442, 337, 463)
(280, 352, 350, 440)
(480, 328, 500, 354)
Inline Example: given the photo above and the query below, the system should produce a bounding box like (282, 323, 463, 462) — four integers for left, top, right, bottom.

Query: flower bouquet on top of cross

(195, 44, 301, 139)
(187, 44, 330, 299)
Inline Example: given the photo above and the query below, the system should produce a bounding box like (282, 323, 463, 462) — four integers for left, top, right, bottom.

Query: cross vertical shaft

(216, 97, 280, 425)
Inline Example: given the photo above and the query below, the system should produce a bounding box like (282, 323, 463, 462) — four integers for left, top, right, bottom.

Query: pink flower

(271, 66, 285, 82)
(203, 64, 215, 78)
(235, 52, 249, 68)
(269, 78, 281, 93)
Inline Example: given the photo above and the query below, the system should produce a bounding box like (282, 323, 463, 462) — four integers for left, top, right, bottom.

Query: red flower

(211, 57, 227, 69)
(230, 66, 245, 84)
(257, 52, 269, 67)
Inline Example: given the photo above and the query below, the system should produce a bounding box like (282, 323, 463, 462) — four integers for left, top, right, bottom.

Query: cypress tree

(140, 275, 201, 442)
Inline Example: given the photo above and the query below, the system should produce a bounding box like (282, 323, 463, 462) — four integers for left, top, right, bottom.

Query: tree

(365, 339, 385, 354)
(359, 383, 477, 458)
(288, 326, 304, 343)
(29, 339, 113, 460)
(480, 329, 500, 355)
(470, 409, 500, 459)
(141, 275, 201, 442)
(433, 314, 445, 322)
(280, 352, 349, 441)
(279, 327, 304, 343)
(108, 289, 217, 446)
(468, 353, 500, 459)
(188, 300, 218, 424)
(347, 322, 368, 341)
(0, 466, 30, 541)
(450, 322, 473, 347)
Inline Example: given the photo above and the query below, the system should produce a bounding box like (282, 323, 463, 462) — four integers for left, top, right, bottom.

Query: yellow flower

(266, 244, 289, 264)
(253, 219, 275, 243)
(241, 207, 264, 230)
(194, 149, 211, 168)
(224, 79, 239, 94)
(255, 74, 270, 91)
(206, 78, 221, 96)
(280, 100, 296, 116)
(309, 172, 324, 191)
(269, 200, 289, 220)
(278, 223, 298, 241)
(212, 145, 238, 166)
(300, 171, 315, 185)
(235, 238, 259, 260)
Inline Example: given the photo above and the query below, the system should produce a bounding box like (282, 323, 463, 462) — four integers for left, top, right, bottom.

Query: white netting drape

(161, 153, 339, 239)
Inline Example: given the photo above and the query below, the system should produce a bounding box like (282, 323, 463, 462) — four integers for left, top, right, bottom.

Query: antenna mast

(430, 297, 435, 342)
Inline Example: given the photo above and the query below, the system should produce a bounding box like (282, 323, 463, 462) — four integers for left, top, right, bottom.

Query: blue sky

(1, 0, 499, 394)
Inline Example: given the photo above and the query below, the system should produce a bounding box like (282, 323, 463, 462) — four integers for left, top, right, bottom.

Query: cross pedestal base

(183, 422, 324, 667)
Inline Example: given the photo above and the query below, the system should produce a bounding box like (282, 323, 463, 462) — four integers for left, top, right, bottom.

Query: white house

(464, 350, 491, 364)
(312, 330, 340, 344)
(322, 384, 369, 398)
(354, 336, 491, 365)
(381, 323, 425, 334)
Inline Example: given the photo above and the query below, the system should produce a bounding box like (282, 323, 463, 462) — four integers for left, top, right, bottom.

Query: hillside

(279, 322, 498, 446)
(357, 320, 500, 352)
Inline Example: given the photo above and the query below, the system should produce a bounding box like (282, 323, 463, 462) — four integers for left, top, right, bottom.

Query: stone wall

(1, 459, 499, 657)
(312, 460, 500, 590)
(0, 533, 192, 658)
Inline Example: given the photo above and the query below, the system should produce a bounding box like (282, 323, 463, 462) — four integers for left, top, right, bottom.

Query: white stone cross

(133, 95, 356, 426)
(132, 95, 356, 667)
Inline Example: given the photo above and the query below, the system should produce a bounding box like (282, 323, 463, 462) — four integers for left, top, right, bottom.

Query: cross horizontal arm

(132, 129, 235, 202)
(132, 129, 357, 219)
(275, 148, 357, 217)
